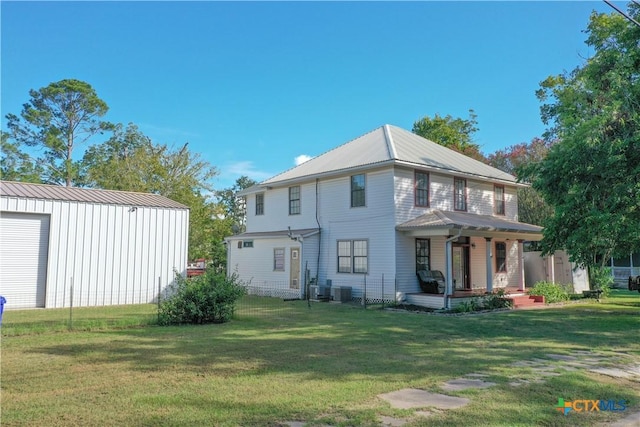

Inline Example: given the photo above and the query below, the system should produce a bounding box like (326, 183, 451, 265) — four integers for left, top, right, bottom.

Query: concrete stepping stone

(441, 378, 497, 391)
(546, 353, 578, 361)
(379, 415, 407, 426)
(590, 367, 640, 381)
(607, 410, 640, 427)
(379, 388, 470, 410)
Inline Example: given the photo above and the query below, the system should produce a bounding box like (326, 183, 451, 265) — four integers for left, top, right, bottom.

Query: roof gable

(260, 125, 516, 187)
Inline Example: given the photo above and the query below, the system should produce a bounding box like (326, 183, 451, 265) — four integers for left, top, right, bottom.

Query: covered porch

(396, 210, 543, 309)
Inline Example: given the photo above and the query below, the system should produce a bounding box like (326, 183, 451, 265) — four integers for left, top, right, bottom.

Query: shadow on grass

(23, 296, 640, 382)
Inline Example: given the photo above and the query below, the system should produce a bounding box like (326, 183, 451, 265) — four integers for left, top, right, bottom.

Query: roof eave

(393, 160, 524, 187)
(254, 159, 396, 190)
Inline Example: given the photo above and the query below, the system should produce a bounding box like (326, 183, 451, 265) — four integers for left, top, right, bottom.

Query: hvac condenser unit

(332, 286, 352, 303)
(309, 285, 331, 301)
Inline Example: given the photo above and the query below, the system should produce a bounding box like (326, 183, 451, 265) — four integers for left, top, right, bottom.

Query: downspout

(314, 178, 322, 305)
(444, 228, 462, 310)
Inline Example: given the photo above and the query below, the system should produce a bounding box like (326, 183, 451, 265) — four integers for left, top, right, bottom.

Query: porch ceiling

(396, 210, 543, 240)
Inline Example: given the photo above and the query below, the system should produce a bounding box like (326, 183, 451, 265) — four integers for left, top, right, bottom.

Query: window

(351, 174, 365, 207)
(337, 240, 368, 273)
(416, 238, 430, 272)
(494, 185, 505, 215)
(454, 177, 467, 211)
(289, 186, 300, 215)
(255, 193, 264, 215)
(415, 171, 429, 207)
(243, 241, 254, 248)
(495, 242, 507, 273)
(274, 248, 285, 271)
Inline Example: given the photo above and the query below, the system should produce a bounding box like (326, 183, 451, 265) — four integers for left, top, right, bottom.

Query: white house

(225, 125, 542, 308)
(0, 181, 189, 309)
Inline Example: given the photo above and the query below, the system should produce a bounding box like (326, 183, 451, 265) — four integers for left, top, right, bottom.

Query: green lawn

(2, 291, 639, 426)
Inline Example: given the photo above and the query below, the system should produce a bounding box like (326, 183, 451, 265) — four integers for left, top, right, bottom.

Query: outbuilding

(0, 181, 189, 309)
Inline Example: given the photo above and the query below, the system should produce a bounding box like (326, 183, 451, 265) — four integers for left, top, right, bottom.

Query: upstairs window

(289, 186, 300, 215)
(494, 185, 505, 215)
(351, 174, 365, 207)
(255, 193, 264, 215)
(415, 171, 429, 207)
(495, 242, 507, 272)
(454, 177, 467, 211)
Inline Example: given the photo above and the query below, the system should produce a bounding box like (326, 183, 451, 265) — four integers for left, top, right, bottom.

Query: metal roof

(258, 125, 517, 188)
(396, 210, 543, 235)
(0, 181, 188, 209)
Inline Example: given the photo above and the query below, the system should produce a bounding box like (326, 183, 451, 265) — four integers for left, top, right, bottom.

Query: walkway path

(283, 349, 640, 426)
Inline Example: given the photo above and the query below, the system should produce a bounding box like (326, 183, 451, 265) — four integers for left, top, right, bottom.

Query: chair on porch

(417, 270, 446, 294)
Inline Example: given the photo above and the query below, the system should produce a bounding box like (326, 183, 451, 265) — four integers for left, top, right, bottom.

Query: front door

(452, 245, 470, 290)
(290, 248, 300, 289)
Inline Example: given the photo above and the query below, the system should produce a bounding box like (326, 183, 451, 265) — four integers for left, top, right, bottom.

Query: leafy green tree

(83, 123, 219, 260)
(520, 3, 640, 268)
(0, 131, 44, 182)
(216, 175, 257, 234)
(487, 138, 554, 226)
(412, 109, 486, 161)
(5, 79, 112, 186)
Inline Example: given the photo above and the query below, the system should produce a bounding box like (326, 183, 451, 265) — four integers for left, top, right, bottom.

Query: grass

(1, 290, 639, 426)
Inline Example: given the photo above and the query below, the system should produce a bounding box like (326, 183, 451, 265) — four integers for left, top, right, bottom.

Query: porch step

(507, 294, 545, 308)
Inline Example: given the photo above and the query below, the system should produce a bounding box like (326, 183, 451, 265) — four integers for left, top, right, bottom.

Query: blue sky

(1, 1, 615, 190)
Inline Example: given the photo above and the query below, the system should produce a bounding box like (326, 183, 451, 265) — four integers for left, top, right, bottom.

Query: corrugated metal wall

(0, 196, 188, 309)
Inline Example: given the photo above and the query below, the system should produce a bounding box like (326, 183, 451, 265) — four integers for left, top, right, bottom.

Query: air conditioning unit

(332, 286, 352, 303)
(310, 285, 330, 301)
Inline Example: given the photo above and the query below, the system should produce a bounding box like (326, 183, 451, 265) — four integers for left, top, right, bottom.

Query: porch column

(485, 237, 493, 293)
(518, 239, 525, 291)
(445, 238, 454, 310)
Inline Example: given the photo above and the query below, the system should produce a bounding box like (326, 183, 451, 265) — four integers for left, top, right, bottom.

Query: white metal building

(0, 181, 189, 309)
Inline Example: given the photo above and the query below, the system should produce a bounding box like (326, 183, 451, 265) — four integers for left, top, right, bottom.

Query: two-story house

(225, 125, 542, 309)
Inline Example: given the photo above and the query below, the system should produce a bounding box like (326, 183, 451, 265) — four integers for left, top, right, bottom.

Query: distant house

(608, 252, 640, 286)
(0, 181, 189, 309)
(225, 125, 542, 309)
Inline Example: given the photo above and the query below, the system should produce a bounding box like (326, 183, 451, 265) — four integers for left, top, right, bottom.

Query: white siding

(0, 196, 188, 309)
(394, 166, 519, 222)
(492, 240, 520, 289)
(246, 182, 318, 233)
(315, 169, 397, 298)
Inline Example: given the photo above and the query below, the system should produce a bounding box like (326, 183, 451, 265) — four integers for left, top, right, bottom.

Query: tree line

(1, 79, 254, 270)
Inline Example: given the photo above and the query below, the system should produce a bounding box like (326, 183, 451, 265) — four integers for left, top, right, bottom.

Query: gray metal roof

(0, 181, 188, 209)
(259, 125, 517, 187)
(396, 210, 542, 235)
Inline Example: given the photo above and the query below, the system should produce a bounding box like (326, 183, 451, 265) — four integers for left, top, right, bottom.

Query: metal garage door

(0, 212, 50, 309)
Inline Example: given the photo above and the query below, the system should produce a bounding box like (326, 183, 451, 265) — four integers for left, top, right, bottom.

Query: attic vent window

(243, 241, 254, 248)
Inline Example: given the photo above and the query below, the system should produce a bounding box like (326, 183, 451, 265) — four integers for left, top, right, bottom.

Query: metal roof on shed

(259, 125, 517, 187)
(0, 181, 188, 209)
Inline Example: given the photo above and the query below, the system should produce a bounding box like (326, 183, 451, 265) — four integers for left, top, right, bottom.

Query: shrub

(527, 281, 569, 304)
(454, 298, 481, 313)
(158, 271, 246, 325)
(482, 289, 513, 310)
(589, 266, 613, 298)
